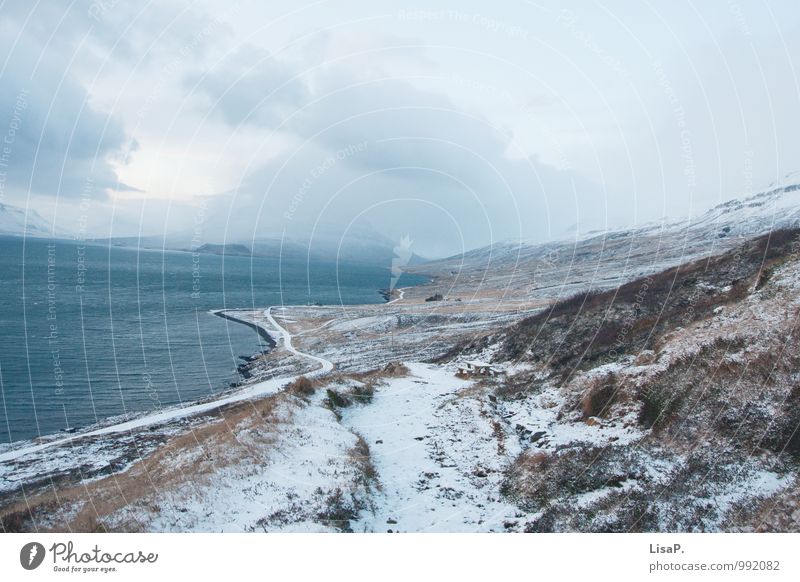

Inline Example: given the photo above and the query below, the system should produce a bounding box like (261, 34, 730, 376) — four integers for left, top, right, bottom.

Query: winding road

(264, 306, 334, 376)
(386, 288, 405, 304)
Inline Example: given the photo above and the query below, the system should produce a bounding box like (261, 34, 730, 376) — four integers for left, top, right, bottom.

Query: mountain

(3, 183, 800, 533)
(0, 202, 53, 237)
(97, 225, 428, 267)
(250, 231, 428, 266)
(192, 243, 251, 257)
(442, 227, 800, 532)
(409, 181, 800, 303)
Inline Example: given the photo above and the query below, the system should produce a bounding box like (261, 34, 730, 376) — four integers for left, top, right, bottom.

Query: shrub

(580, 375, 621, 418)
(762, 384, 800, 458)
(350, 382, 375, 405)
(286, 376, 315, 397)
(316, 488, 357, 532)
(349, 435, 379, 485)
(638, 384, 683, 430)
(0, 509, 29, 533)
(325, 388, 352, 409)
(381, 362, 410, 377)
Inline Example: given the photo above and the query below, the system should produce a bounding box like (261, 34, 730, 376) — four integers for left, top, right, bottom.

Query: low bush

(637, 383, 684, 430)
(316, 488, 358, 532)
(580, 374, 622, 419)
(350, 382, 376, 405)
(286, 376, 315, 397)
(325, 388, 352, 409)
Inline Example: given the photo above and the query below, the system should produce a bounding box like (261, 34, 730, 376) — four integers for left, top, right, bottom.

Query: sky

(1, 0, 799, 257)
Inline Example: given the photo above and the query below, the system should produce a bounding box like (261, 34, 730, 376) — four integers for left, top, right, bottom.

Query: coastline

(212, 309, 278, 349)
(0, 308, 329, 465)
(212, 309, 278, 380)
(1, 278, 420, 454)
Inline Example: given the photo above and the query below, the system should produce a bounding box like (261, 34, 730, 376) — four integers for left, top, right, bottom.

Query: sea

(0, 236, 424, 443)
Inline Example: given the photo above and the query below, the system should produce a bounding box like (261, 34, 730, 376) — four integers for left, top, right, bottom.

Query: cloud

(187, 45, 310, 128)
(2, 0, 232, 64)
(195, 59, 609, 256)
(0, 18, 138, 199)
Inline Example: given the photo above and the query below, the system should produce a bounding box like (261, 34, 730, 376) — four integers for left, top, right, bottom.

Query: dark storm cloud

(195, 60, 608, 255)
(0, 1, 234, 201)
(197, 58, 605, 255)
(0, 28, 137, 198)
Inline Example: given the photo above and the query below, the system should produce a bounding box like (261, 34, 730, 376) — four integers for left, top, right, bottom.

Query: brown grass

(286, 375, 316, 397)
(0, 392, 290, 532)
(580, 373, 624, 419)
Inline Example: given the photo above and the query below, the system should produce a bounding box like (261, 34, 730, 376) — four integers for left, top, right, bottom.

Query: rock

(375, 439, 383, 444)
(386, 518, 397, 524)
(530, 431, 547, 443)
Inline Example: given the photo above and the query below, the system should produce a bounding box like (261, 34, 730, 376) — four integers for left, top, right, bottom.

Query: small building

(456, 360, 504, 378)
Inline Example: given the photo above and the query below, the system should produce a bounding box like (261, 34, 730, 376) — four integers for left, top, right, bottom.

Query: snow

(140, 394, 362, 532)
(262, 307, 334, 375)
(0, 202, 53, 237)
(6, 182, 800, 530)
(343, 363, 523, 532)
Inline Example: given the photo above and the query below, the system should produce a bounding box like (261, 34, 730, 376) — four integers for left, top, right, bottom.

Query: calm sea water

(0, 236, 423, 443)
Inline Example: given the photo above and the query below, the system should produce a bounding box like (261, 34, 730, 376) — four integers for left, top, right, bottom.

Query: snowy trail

(344, 363, 521, 532)
(0, 308, 333, 464)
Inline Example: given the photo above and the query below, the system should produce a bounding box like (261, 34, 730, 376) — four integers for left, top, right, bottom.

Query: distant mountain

(250, 231, 428, 267)
(192, 243, 251, 257)
(96, 227, 429, 268)
(573, 181, 800, 244)
(424, 181, 800, 272)
(408, 180, 800, 305)
(0, 202, 53, 237)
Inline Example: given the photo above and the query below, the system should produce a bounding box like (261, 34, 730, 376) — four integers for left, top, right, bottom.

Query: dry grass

(286, 375, 316, 397)
(579, 373, 626, 419)
(0, 392, 290, 532)
(348, 434, 380, 488)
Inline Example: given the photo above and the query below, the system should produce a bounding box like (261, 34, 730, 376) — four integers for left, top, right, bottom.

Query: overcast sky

(1, 0, 799, 257)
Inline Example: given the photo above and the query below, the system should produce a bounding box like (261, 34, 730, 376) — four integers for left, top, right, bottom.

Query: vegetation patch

(286, 375, 316, 398)
(580, 373, 624, 419)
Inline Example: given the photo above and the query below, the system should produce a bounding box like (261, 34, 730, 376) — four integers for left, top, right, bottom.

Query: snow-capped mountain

(422, 182, 800, 278)
(685, 182, 800, 238)
(0, 202, 53, 237)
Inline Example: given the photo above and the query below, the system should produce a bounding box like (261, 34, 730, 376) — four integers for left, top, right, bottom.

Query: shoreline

(212, 309, 278, 380)
(0, 308, 330, 464)
(212, 309, 278, 349)
(0, 277, 430, 462)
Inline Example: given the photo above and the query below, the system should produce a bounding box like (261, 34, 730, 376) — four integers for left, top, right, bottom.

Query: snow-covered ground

(4, 183, 800, 532)
(343, 363, 522, 532)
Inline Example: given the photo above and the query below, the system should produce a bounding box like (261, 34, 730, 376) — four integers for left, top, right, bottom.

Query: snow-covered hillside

(0, 202, 52, 237)
(431, 182, 800, 267)
(2, 189, 800, 533)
